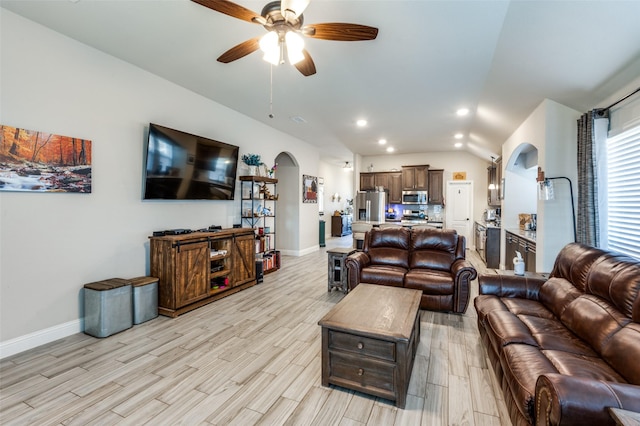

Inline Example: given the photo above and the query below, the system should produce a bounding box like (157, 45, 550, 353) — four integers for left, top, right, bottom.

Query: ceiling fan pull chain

(269, 64, 274, 119)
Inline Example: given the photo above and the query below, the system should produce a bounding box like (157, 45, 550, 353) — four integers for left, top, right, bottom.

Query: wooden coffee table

(318, 283, 421, 408)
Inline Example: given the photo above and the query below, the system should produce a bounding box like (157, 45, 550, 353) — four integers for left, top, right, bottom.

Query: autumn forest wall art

(0, 125, 92, 193)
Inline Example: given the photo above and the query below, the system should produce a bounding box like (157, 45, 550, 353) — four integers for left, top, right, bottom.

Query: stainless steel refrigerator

(355, 191, 386, 222)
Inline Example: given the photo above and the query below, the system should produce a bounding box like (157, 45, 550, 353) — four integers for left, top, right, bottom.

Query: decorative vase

(248, 165, 257, 176)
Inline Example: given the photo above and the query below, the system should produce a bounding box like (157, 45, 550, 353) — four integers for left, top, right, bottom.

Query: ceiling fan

(191, 0, 379, 76)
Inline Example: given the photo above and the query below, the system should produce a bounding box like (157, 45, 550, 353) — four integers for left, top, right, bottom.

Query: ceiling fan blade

(302, 23, 379, 41)
(217, 36, 261, 63)
(281, 0, 310, 19)
(294, 49, 316, 76)
(191, 0, 263, 24)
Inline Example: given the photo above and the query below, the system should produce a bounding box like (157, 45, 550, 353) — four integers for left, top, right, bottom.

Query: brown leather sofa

(475, 243, 640, 425)
(345, 227, 477, 313)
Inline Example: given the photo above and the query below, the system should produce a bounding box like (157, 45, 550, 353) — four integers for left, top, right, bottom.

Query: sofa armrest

(451, 259, 477, 313)
(345, 251, 371, 291)
(535, 374, 640, 426)
(478, 272, 547, 300)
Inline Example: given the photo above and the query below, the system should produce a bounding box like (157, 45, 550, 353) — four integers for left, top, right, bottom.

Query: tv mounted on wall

(143, 123, 239, 200)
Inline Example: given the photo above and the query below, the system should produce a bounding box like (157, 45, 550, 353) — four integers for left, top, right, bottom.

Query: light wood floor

(0, 235, 510, 426)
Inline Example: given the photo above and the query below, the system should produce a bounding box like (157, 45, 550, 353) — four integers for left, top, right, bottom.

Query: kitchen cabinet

(505, 231, 536, 272)
(359, 172, 402, 204)
(360, 173, 375, 191)
(428, 169, 444, 205)
(402, 165, 429, 190)
(331, 214, 352, 237)
(374, 173, 389, 190)
(388, 172, 402, 204)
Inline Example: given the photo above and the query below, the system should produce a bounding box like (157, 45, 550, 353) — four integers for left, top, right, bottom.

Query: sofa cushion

(539, 277, 583, 320)
(550, 243, 606, 292)
(601, 323, 640, 384)
(366, 227, 410, 269)
(561, 294, 630, 356)
(542, 350, 627, 382)
(404, 269, 454, 294)
(585, 252, 640, 321)
(409, 228, 458, 272)
(485, 310, 539, 356)
(501, 344, 559, 422)
(360, 265, 406, 287)
(518, 315, 596, 356)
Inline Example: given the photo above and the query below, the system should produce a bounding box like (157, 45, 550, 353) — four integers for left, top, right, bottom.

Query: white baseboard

(0, 319, 83, 359)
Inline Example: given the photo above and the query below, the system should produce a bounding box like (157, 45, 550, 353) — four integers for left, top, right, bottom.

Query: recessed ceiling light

(356, 119, 367, 127)
(454, 133, 463, 139)
(386, 147, 395, 153)
(456, 108, 470, 117)
(454, 142, 463, 148)
(378, 139, 387, 145)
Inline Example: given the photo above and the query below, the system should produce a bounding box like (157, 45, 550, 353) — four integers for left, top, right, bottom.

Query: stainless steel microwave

(402, 191, 428, 204)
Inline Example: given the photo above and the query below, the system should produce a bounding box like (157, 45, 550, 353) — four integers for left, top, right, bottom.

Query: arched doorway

(274, 152, 299, 254)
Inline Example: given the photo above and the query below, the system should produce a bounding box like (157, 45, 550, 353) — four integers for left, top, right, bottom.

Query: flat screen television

(143, 123, 239, 200)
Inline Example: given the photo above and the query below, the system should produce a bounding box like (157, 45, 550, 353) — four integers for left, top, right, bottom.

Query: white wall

(0, 10, 320, 354)
(501, 99, 580, 272)
(360, 151, 491, 225)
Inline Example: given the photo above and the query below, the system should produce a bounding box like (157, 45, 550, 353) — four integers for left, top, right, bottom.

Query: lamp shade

(285, 32, 305, 64)
(259, 32, 280, 65)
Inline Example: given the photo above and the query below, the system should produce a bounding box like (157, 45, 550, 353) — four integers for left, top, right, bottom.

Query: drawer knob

(358, 368, 364, 376)
(357, 342, 364, 349)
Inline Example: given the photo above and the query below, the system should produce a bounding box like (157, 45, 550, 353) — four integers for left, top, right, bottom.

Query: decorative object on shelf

(241, 153, 263, 176)
(0, 124, 92, 193)
(303, 174, 318, 203)
(259, 182, 278, 200)
(265, 162, 277, 178)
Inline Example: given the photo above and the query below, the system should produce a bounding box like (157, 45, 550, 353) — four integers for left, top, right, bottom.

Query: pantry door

(446, 181, 473, 246)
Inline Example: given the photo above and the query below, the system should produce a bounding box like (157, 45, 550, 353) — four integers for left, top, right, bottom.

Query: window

(606, 124, 640, 259)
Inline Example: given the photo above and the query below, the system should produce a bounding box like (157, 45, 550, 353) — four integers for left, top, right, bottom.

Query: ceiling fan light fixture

(259, 31, 280, 65)
(281, 0, 310, 19)
(285, 31, 305, 64)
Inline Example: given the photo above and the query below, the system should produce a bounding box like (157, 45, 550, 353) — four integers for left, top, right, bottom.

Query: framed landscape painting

(0, 124, 92, 193)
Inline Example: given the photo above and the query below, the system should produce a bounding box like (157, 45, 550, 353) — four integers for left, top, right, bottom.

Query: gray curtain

(576, 109, 608, 246)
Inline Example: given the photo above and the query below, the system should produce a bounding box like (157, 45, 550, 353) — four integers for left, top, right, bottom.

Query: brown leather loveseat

(345, 227, 477, 313)
(475, 243, 640, 425)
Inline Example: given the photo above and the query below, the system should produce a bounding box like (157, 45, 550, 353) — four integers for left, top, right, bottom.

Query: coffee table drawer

(329, 330, 396, 361)
(329, 351, 395, 395)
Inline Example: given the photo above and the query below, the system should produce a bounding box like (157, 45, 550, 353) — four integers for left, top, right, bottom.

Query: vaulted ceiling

(3, 0, 640, 165)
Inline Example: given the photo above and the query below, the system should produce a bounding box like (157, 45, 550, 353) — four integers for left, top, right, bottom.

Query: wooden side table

(327, 247, 355, 293)
(609, 407, 640, 426)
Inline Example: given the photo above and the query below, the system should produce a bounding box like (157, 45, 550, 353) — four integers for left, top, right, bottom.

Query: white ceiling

(3, 0, 640, 166)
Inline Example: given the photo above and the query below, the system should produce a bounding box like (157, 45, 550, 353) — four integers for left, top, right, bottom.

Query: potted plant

(241, 154, 263, 176)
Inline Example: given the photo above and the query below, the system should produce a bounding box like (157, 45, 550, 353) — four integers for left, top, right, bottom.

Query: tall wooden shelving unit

(239, 175, 280, 274)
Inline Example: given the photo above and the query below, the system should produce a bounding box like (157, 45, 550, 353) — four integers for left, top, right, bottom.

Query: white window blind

(607, 124, 640, 259)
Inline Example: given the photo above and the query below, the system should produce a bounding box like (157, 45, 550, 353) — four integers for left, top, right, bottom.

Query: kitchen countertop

(506, 228, 537, 243)
(475, 220, 501, 229)
(356, 220, 443, 228)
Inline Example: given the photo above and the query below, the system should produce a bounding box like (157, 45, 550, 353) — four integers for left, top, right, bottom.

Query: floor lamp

(536, 168, 577, 242)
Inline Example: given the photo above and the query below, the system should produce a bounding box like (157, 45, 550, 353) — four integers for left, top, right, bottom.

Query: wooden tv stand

(149, 228, 256, 317)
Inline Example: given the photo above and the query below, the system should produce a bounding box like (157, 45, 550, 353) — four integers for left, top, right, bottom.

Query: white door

(446, 181, 473, 247)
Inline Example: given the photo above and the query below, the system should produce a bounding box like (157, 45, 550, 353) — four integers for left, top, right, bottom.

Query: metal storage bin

(84, 278, 132, 338)
(130, 276, 159, 324)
